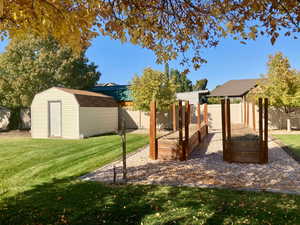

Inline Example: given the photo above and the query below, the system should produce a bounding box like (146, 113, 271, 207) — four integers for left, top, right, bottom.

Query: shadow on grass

(1, 177, 300, 225)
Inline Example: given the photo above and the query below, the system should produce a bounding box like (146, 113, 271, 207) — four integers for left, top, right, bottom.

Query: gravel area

(82, 131, 300, 194)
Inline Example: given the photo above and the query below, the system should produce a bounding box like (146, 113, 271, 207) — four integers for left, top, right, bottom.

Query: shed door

(49, 102, 62, 137)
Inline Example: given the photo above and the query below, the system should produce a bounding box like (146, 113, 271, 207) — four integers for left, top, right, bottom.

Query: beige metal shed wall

(207, 104, 242, 130)
(31, 88, 80, 139)
(79, 107, 118, 137)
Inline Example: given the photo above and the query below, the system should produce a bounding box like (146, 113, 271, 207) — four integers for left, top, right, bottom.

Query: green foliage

(193, 78, 208, 91)
(207, 97, 221, 104)
(130, 68, 177, 112)
(0, 35, 100, 108)
(171, 69, 193, 92)
(207, 97, 241, 104)
(7, 107, 21, 130)
(3, 1, 300, 70)
(250, 52, 300, 113)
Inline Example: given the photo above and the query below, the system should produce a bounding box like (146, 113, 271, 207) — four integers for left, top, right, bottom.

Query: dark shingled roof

(56, 87, 118, 107)
(209, 79, 260, 97)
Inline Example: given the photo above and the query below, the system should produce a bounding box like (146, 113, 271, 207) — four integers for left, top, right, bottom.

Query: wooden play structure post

(263, 98, 269, 163)
(221, 99, 227, 160)
(222, 97, 268, 164)
(182, 101, 190, 161)
(172, 103, 177, 131)
(197, 104, 201, 143)
(178, 100, 183, 151)
(149, 100, 157, 160)
(148, 99, 209, 161)
(204, 103, 208, 133)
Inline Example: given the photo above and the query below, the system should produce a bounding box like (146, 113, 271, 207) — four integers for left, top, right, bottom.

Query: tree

(171, 69, 193, 92)
(0, 35, 100, 108)
(250, 52, 300, 130)
(1, 1, 300, 69)
(193, 79, 208, 91)
(130, 68, 177, 112)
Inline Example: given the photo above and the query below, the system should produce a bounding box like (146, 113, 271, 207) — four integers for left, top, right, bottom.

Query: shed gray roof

(209, 79, 259, 97)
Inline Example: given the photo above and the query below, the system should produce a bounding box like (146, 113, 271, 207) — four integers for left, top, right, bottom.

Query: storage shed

(31, 87, 118, 139)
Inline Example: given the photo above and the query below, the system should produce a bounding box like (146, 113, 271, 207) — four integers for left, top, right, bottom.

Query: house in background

(176, 90, 210, 105)
(90, 84, 133, 106)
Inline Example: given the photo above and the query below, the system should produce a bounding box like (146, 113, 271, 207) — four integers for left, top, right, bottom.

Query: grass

(0, 134, 148, 199)
(0, 134, 300, 224)
(274, 134, 300, 158)
(0, 182, 300, 225)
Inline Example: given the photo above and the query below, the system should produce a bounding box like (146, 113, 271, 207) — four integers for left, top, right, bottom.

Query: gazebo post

(149, 100, 157, 160)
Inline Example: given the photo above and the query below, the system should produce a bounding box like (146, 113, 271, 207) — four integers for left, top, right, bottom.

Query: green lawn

(1, 134, 300, 225)
(0, 134, 148, 199)
(274, 134, 300, 158)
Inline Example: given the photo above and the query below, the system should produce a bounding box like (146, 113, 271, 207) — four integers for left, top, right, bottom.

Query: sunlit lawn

(0, 134, 300, 225)
(0, 134, 148, 199)
(274, 134, 300, 158)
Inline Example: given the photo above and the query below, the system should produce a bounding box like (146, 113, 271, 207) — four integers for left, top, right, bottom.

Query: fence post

(197, 103, 201, 142)
(149, 100, 157, 160)
(178, 100, 183, 159)
(172, 103, 177, 131)
(258, 98, 263, 163)
(264, 98, 269, 163)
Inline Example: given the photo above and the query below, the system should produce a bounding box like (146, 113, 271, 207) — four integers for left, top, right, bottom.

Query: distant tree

(164, 63, 170, 79)
(250, 52, 300, 130)
(130, 68, 177, 112)
(0, 35, 100, 129)
(0, 35, 100, 108)
(193, 79, 208, 90)
(171, 69, 193, 92)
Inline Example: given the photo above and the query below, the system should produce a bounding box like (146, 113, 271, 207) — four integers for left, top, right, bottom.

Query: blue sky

(1, 34, 300, 90)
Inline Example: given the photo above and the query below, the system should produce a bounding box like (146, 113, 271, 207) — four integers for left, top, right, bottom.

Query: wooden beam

(149, 100, 157, 160)
(183, 101, 190, 160)
(204, 103, 208, 134)
(172, 103, 177, 131)
(258, 98, 263, 163)
(264, 98, 269, 163)
(197, 103, 201, 143)
(178, 100, 183, 159)
(221, 99, 227, 161)
(226, 99, 231, 161)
